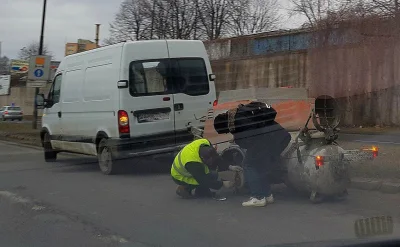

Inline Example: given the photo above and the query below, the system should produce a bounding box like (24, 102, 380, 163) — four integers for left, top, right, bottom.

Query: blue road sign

(34, 69, 44, 77)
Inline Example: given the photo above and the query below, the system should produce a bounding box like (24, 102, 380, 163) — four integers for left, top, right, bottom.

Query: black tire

(19, 118, 23, 121)
(43, 133, 57, 162)
(97, 138, 120, 175)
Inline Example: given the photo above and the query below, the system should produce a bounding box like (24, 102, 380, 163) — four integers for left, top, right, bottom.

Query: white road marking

(0, 190, 31, 204)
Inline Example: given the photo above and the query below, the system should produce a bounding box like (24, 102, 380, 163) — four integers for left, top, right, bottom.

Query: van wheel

(98, 139, 120, 175)
(43, 133, 57, 162)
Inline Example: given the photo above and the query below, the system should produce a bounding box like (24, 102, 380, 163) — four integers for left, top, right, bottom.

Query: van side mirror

(36, 94, 45, 107)
(36, 93, 53, 108)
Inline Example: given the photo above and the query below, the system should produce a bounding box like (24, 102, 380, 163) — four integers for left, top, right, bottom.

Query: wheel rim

(99, 147, 112, 172)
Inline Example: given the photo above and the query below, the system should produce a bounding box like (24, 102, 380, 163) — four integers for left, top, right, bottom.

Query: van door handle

(58, 111, 62, 118)
(174, 103, 184, 111)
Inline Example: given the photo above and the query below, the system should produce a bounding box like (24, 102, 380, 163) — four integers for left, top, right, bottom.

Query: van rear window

(8, 107, 21, 111)
(129, 58, 209, 97)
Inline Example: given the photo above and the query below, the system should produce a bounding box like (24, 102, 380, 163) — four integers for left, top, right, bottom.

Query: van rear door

(119, 41, 175, 150)
(166, 40, 216, 144)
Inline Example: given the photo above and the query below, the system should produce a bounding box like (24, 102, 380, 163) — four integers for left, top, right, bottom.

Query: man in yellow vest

(171, 138, 243, 199)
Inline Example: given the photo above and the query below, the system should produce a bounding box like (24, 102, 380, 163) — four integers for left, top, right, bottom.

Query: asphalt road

(1, 141, 400, 247)
(339, 133, 400, 145)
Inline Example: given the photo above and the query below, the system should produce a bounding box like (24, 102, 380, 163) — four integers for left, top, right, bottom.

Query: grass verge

(0, 121, 41, 146)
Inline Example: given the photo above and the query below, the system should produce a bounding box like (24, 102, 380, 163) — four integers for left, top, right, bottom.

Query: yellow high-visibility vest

(171, 138, 211, 185)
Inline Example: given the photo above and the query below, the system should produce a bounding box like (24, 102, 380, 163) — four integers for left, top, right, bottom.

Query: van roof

(57, 39, 204, 74)
(64, 39, 202, 59)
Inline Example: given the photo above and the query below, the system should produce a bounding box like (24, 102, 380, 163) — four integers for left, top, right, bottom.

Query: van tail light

(4, 111, 8, 114)
(315, 156, 324, 167)
(213, 100, 218, 107)
(118, 110, 130, 134)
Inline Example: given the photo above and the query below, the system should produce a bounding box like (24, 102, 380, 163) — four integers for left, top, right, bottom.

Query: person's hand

(229, 165, 243, 172)
(222, 181, 234, 189)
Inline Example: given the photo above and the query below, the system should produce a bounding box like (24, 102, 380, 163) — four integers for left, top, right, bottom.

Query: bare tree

(18, 42, 52, 60)
(107, 0, 151, 44)
(289, 0, 377, 28)
(159, 0, 200, 39)
(107, 0, 201, 42)
(371, 0, 400, 17)
(195, 0, 233, 40)
(229, 0, 281, 36)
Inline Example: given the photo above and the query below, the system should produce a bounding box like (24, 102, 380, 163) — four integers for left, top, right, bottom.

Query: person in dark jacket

(214, 102, 291, 207)
(171, 138, 243, 199)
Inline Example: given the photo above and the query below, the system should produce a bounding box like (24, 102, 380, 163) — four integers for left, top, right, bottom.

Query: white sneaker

(242, 197, 267, 207)
(266, 194, 275, 204)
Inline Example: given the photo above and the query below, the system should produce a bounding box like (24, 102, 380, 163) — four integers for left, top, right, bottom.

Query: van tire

(43, 133, 57, 162)
(98, 138, 120, 175)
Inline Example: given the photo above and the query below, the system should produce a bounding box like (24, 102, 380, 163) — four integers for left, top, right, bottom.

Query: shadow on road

(53, 155, 173, 175)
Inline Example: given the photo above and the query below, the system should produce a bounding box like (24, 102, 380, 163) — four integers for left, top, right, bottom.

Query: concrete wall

(211, 52, 308, 92)
(0, 85, 51, 116)
(310, 41, 400, 126)
(205, 25, 400, 126)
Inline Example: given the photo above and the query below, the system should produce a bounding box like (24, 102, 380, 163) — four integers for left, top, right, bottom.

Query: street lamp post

(33, 0, 47, 129)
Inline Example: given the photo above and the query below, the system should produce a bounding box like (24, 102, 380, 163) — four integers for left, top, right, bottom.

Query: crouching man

(171, 138, 243, 199)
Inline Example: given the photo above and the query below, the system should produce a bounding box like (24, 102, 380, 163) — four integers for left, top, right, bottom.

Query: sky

(0, 0, 304, 61)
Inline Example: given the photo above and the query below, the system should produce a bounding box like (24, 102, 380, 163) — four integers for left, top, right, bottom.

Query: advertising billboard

(10, 59, 29, 75)
(0, 75, 11, 95)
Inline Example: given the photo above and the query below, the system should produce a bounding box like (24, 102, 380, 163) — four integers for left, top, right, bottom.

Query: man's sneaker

(242, 197, 267, 207)
(176, 185, 193, 199)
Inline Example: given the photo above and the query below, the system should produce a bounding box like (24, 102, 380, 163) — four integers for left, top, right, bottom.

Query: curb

(0, 139, 83, 158)
(340, 129, 400, 136)
(351, 178, 400, 194)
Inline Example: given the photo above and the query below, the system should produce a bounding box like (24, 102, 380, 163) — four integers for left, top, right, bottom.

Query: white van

(36, 40, 217, 175)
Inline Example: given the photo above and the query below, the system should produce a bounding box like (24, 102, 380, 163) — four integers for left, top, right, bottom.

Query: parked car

(36, 40, 217, 175)
(0, 106, 23, 121)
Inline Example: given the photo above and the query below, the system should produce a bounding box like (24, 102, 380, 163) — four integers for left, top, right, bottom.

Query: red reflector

(118, 110, 130, 134)
(363, 146, 379, 158)
(213, 100, 218, 107)
(315, 156, 324, 167)
(372, 146, 379, 158)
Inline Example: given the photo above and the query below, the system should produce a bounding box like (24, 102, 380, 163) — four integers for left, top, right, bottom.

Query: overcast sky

(1, 0, 304, 61)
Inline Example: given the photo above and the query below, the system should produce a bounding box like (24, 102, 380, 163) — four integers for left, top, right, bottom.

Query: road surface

(1, 141, 400, 247)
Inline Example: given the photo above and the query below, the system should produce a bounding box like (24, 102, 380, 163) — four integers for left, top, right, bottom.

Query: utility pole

(95, 24, 101, 48)
(33, 0, 47, 129)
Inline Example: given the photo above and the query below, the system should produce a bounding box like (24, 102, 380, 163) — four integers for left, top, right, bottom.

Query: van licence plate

(137, 112, 170, 123)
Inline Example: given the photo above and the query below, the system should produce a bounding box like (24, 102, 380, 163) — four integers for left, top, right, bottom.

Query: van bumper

(105, 138, 187, 161)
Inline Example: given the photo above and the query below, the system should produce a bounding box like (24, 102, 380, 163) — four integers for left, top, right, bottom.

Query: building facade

(65, 39, 98, 56)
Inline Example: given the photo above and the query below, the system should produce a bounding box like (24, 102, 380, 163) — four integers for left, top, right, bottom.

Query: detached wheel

(43, 133, 57, 162)
(98, 138, 120, 175)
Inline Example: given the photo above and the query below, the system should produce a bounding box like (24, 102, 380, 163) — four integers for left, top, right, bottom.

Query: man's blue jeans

(243, 165, 271, 199)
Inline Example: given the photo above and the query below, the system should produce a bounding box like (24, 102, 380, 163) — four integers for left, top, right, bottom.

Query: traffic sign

(27, 55, 51, 88)
(27, 55, 51, 85)
(34, 69, 44, 77)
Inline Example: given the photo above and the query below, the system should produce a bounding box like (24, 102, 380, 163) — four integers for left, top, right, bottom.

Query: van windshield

(129, 58, 209, 96)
